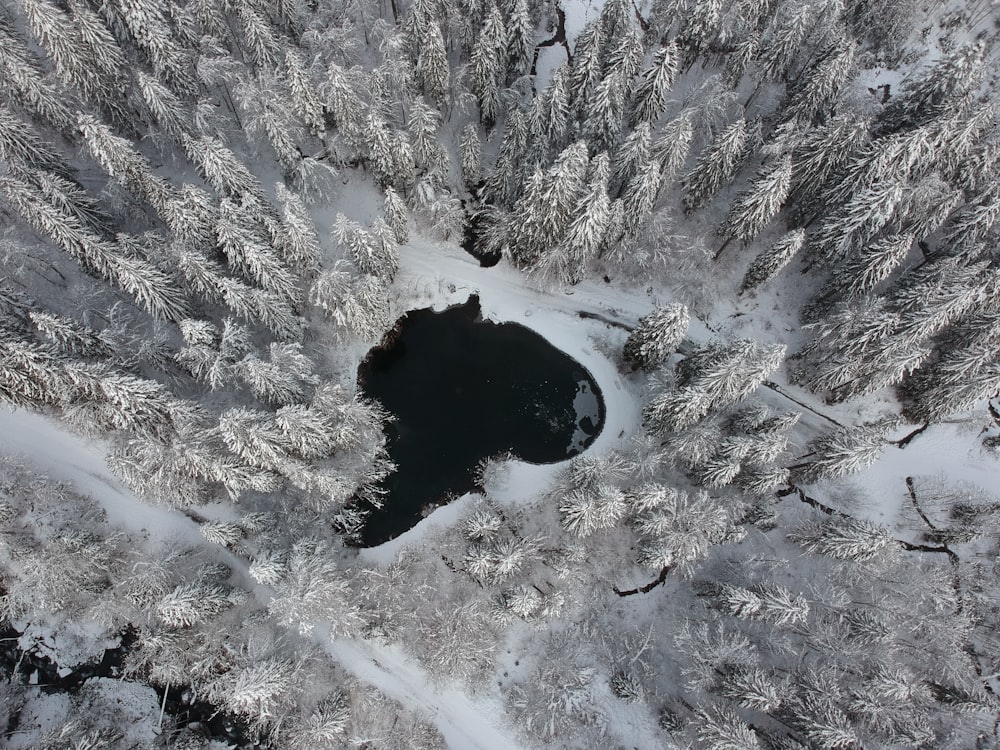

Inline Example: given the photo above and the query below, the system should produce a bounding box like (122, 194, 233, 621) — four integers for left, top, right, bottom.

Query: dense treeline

(1, 0, 1000, 746)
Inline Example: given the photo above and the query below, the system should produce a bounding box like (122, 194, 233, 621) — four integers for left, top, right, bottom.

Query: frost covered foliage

(645, 338, 785, 433)
(623, 302, 690, 370)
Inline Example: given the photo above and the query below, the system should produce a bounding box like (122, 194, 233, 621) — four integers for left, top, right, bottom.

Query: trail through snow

(329, 639, 528, 750)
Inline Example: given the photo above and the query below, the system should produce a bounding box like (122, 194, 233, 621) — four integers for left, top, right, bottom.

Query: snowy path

(329, 639, 527, 750)
(0, 407, 195, 539)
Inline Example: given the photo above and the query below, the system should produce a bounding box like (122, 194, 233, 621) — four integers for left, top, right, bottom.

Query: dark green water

(357, 295, 604, 546)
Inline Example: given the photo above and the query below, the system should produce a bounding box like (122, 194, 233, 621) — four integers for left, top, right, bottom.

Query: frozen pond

(357, 295, 605, 546)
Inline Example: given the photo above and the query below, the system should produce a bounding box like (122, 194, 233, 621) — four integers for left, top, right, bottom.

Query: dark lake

(357, 295, 604, 546)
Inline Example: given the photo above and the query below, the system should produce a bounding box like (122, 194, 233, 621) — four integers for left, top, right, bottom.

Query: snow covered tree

(789, 515, 894, 562)
(583, 70, 627, 151)
(183, 134, 263, 199)
(785, 41, 857, 125)
(274, 183, 322, 276)
(136, 70, 189, 143)
(630, 42, 679, 126)
(333, 213, 398, 281)
(416, 20, 450, 103)
(623, 303, 690, 370)
(879, 41, 986, 135)
(717, 153, 792, 251)
(554, 152, 612, 283)
(460, 124, 482, 188)
(833, 233, 914, 299)
(0, 18, 74, 133)
(156, 581, 233, 627)
(683, 118, 752, 214)
(309, 262, 389, 339)
(17, 0, 127, 124)
(505, 0, 533, 80)
(99, 0, 195, 94)
(570, 21, 604, 116)
(78, 113, 173, 212)
(407, 96, 448, 175)
(792, 419, 896, 484)
(471, 4, 506, 126)
(714, 582, 809, 626)
(363, 111, 415, 189)
(283, 49, 325, 134)
(740, 228, 805, 292)
(324, 62, 367, 145)
(0, 106, 69, 176)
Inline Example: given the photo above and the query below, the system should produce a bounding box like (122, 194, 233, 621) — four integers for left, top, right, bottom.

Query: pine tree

(610, 123, 650, 196)
(557, 152, 612, 283)
(792, 419, 896, 484)
(416, 20, 450, 103)
(333, 214, 398, 281)
(757, 2, 812, 81)
(283, 49, 325, 134)
(78, 113, 173, 212)
(0, 18, 74, 133)
(0, 106, 70, 175)
(583, 70, 627, 151)
(460, 124, 482, 188)
(718, 153, 792, 251)
(136, 71, 190, 143)
(183, 134, 263, 199)
(407, 96, 447, 175)
(741, 229, 805, 292)
(505, 0, 533, 80)
(324, 62, 367, 145)
(471, 4, 506, 126)
(274, 184, 322, 276)
(630, 42, 680, 126)
(99, 0, 195, 94)
(156, 582, 233, 627)
(785, 41, 857, 125)
(569, 20, 604, 115)
(789, 515, 894, 562)
(309, 262, 389, 339)
(17, 0, 127, 124)
(623, 303, 690, 370)
(383, 187, 409, 244)
(835, 233, 914, 299)
(683, 118, 752, 214)
(879, 41, 986, 135)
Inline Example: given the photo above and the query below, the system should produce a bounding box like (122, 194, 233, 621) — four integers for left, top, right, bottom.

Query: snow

(0, 406, 196, 541)
(329, 639, 527, 750)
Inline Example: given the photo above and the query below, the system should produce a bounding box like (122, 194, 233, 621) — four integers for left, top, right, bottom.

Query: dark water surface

(357, 295, 604, 546)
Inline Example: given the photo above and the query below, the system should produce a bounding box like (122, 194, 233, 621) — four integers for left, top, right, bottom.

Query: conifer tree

(610, 123, 650, 196)
(741, 229, 805, 292)
(283, 49, 325, 134)
(471, 4, 506, 126)
(383, 187, 409, 244)
(623, 303, 690, 370)
(792, 419, 895, 484)
(558, 153, 612, 283)
(0, 106, 69, 175)
(416, 20, 450, 103)
(0, 18, 74, 133)
(785, 42, 857, 125)
(718, 154, 792, 252)
(630, 42, 680, 126)
(683, 118, 751, 214)
(460, 124, 482, 188)
(879, 41, 986, 135)
(274, 184, 322, 277)
(505, 0, 533, 80)
(583, 70, 627, 151)
(569, 20, 604, 116)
